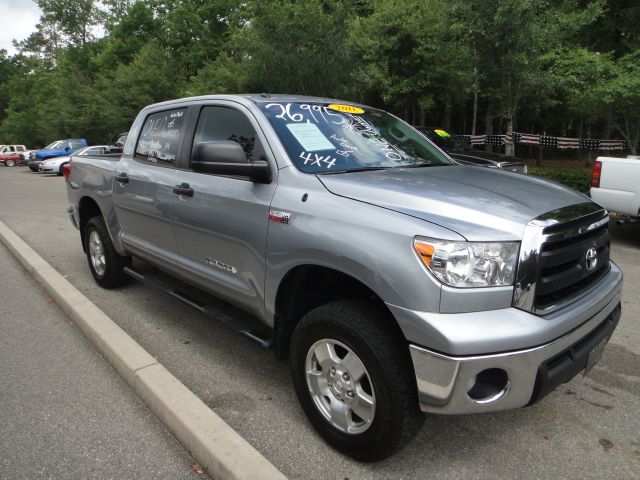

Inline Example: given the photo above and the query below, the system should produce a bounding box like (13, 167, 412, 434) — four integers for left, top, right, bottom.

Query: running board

(124, 266, 273, 349)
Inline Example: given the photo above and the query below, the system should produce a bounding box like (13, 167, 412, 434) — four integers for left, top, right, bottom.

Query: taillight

(63, 163, 72, 182)
(591, 160, 602, 188)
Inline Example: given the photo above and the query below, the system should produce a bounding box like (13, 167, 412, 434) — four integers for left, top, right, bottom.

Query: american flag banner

(599, 139, 625, 150)
(580, 139, 600, 151)
(557, 137, 580, 149)
(517, 133, 540, 145)
(539, 136, 558, 148)
(457, 135, 486, 145)
(504, 132, 513, 144)
(454, 131, 635, 151)
(486, 134, 506, 145)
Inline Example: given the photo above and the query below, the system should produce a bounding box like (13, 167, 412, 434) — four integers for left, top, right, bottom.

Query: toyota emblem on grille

(585, 246, 598, 271)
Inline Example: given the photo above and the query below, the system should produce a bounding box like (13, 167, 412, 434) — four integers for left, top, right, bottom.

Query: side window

(135, 108, 187, 166)
(193, 106, 258, 163)
(8, 146, 15, 152)
(16, 146, 25, 152)
(69, 140, 84, 149)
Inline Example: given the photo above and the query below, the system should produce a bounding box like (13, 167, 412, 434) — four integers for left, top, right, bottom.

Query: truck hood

(448, 150, 524, 166)
(317, 165, 590, 241)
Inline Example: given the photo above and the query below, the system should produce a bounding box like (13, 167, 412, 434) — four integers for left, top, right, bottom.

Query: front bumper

(39, 164, 56, 172)
(396, 261, 623, 414)
(28, 160, 42, 170)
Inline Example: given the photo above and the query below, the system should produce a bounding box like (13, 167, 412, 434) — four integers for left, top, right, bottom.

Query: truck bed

(591, 156, 640, 217)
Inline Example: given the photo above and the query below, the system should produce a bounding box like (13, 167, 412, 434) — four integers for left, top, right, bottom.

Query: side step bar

(124, 266, 273, 349)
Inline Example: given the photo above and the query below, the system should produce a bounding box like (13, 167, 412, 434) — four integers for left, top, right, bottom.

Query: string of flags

(457, 132, 639, 151)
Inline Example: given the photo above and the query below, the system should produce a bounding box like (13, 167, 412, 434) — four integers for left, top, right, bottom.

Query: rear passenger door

(172, 102, 277, 319)
(113, 107, 188, 269)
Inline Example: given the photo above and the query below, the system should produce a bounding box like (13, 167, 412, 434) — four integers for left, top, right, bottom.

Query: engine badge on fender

(269, 210, 291, 224)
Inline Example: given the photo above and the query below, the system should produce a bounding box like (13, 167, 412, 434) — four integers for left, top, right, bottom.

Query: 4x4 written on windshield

(259, 102, 453, 174)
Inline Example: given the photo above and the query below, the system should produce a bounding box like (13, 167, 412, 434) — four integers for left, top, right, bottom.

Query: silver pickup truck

(66, 94, 623, 461)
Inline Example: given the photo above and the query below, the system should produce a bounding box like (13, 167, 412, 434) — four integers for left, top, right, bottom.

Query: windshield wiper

(400, 163, 450, 168)
(316, 166, 393, 175)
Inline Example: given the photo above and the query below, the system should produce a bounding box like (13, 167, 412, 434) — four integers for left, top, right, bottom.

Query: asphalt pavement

(0, 230, 203, 478)
(1, 166, 639, 479)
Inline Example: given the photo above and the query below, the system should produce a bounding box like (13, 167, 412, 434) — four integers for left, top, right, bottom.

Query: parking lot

(1, 166, 639, 479)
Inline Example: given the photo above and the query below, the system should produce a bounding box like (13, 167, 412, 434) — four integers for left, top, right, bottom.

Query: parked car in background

(28, 138, 88, 171)
(591, 156, 640, 218)
(39, 145, 109, 175)
(417, 127, 527, 173)
(0, 144, 28, 161)
(0, 152, 22, 167)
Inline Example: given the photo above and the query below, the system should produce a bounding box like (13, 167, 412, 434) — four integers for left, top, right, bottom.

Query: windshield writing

(259, 102, 452, 173)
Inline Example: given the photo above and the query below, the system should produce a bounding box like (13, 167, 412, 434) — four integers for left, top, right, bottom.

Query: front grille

(534, 213, 610, 309)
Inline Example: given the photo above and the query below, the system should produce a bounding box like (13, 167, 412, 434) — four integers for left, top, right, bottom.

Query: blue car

(28, 138, 88, 171)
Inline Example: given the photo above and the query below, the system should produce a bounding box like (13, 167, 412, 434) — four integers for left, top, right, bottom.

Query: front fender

(264, 169, 464, 327)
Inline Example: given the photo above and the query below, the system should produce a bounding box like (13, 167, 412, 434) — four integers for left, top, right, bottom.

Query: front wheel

(85, 216, 130, 288)
(58, 163, 66, 175)
(6, 159, 15, 167)
(290, 300, 424, 461)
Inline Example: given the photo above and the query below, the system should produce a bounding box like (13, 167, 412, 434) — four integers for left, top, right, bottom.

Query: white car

(590, 156, 640, 217)
(39, 145, 108, 175)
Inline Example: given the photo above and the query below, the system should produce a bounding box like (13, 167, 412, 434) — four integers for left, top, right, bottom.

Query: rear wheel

(6, 159, 15, 167)
(58, 163, 66, 175)
(290, 300, 424, 461)
(85, 216, 130, 288)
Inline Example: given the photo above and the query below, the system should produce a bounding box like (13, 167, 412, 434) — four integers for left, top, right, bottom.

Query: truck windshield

(44, 140, 63, 149)
(424, 128, 472, 152)
(259, 102, 453, 173)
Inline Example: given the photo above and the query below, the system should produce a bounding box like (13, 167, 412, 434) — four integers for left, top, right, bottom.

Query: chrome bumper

(67, 205, 80, 230)
(410, 288, 621, 414)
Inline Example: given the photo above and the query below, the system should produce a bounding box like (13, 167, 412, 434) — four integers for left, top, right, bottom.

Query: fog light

(467, 368, 509, 403)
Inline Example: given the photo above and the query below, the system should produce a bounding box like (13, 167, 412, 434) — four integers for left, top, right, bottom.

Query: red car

(0, 153, 22, 167)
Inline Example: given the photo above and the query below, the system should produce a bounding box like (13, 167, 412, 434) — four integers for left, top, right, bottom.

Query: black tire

(85, 216, 130, 288)
(290, 299, 424, 461)
(6, 159, 15, 167)
(58, 162, 66, 176)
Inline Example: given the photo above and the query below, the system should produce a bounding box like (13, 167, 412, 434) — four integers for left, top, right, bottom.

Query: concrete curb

(0, 219, 287, 480)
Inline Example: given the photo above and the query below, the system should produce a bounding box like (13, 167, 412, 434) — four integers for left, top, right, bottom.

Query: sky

(0, 0, 42, 54)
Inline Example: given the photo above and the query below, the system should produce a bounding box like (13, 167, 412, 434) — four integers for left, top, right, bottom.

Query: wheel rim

(88, 230, 106, 276)
(305, 339, 376, 434)
(7, 160, 15, 167)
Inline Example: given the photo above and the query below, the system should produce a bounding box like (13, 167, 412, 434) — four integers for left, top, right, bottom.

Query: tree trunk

(443, 97, 452, 130)
(484, 103, 493, 153)
(419, 108, 425, 127)
(536, 125, 544, 167)
(585, 124, 592, 166)
(471, 86, 478, 135)
(505, 115, 514, 156)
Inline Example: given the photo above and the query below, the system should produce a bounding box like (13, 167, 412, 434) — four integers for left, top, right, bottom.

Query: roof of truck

(143, 94, 367, 111)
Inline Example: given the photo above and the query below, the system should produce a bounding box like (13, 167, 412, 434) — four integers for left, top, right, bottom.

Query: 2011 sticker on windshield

(286, 123, 336, 152)
(434, 129, 450, 137)
(328, 104, 365, 114)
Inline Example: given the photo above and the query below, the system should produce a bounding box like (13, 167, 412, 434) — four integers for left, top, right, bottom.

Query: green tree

(348, 0, 472, 124)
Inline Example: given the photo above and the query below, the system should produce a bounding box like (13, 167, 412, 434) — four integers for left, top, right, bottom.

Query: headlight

(414, 238, 519, 288)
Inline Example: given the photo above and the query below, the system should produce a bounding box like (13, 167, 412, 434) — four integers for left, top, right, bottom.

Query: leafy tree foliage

(0, 0, 638, 153)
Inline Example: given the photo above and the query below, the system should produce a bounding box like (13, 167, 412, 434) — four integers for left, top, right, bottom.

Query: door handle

(173, 183, 194, 197)
(115, 172, 129, 184)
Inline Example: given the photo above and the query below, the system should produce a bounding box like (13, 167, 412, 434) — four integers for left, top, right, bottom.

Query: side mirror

(192, 140, 272, 184)
(65, 146, 71, 151)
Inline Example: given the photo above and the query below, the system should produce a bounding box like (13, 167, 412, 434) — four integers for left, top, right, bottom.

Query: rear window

(135, 108, 187, 166)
